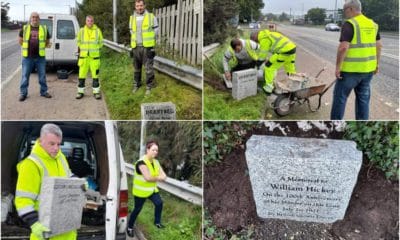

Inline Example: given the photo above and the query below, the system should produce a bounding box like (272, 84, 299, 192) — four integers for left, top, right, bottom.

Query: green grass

(99, 48, 202, 120)
(128, 190, 202, 240)
(203, 40, 269, 120)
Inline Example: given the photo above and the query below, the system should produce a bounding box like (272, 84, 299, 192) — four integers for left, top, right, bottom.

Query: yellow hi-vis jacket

(257, 30, 296, 59)
(132, 156, 160, 198)
(22, 24, 47, 57)
(77, 24, 103, 58)
(341, 14, 378, 73)
(129, 12, 156, 48)
(14, 140, 74, 239)
(228, 39, 259, 66)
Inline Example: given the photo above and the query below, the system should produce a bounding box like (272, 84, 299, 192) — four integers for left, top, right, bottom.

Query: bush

(345, 121, 399, 180)
(203, 122, 260, 165)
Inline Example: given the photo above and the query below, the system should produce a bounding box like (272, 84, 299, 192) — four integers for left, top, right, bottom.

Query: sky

(262, 0, 346, 15)
(5, 0, 81, 21)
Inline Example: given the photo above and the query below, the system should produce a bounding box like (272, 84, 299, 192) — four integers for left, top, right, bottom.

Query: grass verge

(203, 38, 268, 120)
(100, 48, 202, 119)
(128, 190, 202, 240)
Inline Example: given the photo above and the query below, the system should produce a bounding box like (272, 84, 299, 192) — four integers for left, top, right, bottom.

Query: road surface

(270, 24, 399, 120)
(1, 30, 109, 120)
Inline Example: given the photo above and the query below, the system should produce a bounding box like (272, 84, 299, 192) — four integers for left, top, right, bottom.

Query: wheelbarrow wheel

(274, 94, 293, 116)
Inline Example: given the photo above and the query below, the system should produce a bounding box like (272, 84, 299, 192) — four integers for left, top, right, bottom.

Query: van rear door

(41, 14, 55, 64)
(104, 121, 121, 240)
(53, 14, 78, 64)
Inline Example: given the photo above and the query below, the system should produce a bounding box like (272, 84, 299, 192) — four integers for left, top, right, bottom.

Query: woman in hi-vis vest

(127, 140, 167, 238)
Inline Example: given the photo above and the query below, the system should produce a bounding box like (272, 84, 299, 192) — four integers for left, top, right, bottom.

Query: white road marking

(2, 65, 21, 90)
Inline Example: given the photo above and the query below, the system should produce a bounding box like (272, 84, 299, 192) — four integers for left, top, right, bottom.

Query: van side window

(57, 20, 75, 39)
(40, 19, 53, 38)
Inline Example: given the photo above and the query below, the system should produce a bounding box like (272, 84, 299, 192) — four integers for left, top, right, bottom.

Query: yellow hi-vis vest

(257, 30, 296, 59)
(77, 25, 103, 58)
(15, 140, 72, 218)
(228, 39, 259, 66)
(341, 14, 378, 73)
(129, 12, 156, 48)
(132, 157, 160, 198)
(22, 24, 47, 57)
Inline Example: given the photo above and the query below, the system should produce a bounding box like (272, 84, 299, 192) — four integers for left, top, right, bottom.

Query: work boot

(41, 92, 52, 98)
(126, 227, 134, 237)
(132, 86, 140, 93)
(94, 93, 101, 100)
(262, 84, 273, 94)
(155, 223, 165, 229)
(76, 93, 84, 99)
(19, 95, 27, 102)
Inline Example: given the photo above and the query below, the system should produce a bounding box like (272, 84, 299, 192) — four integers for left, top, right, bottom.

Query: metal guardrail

(202, 43, 220, 59)
(125, 163, 202, 206)
(103, 39, 202, 90)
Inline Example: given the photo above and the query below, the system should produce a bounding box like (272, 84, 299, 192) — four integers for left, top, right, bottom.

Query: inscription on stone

(39, 177, 86, 237)
(232, 69, 257, 100)
(245, 135, 362, 223)
(141, 102, 176, 120)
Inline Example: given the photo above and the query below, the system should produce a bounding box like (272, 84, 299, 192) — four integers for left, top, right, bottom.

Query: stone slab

(232, 69, 257, 100)
(39, 177, 86, 237)
(245, 135, 362, 223)
(141, 102, 176, 120)
(222, 74, 232, 89)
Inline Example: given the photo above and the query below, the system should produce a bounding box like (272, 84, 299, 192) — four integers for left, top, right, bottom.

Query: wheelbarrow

(272, 68, 336, 116)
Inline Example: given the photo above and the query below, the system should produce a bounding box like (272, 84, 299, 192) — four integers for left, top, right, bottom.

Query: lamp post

(24, 4, 28, 22)
(65, 5, 72, 14)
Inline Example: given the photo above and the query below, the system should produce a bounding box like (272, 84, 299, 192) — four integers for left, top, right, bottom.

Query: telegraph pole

(334, 0, 338, 23)
(113, 0, 118, 42)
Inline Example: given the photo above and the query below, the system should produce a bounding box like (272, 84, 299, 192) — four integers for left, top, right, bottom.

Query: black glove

(256, 60, 264, 68)
(129, 49, 134, 58)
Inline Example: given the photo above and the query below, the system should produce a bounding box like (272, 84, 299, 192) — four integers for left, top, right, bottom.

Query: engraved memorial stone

(141, 102, 176, 120)
(39, 177, 86, 237)
(232, 69, 257, 100)
(245, 135, 362, 223)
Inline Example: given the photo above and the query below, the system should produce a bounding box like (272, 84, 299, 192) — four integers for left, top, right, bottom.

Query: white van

(1, 121, 128, 240)
(39, 13, 80, 67)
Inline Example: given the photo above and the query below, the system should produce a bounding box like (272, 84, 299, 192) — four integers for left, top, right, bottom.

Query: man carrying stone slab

(222, 38, 262, 82)
(15, 123, 77, 240)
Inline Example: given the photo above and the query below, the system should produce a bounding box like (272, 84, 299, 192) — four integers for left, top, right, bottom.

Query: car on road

(249, 21, 260, 29)
(40, 13, 80, 67)
(325, 23, 340, 31)
(1, 121, 128, 240)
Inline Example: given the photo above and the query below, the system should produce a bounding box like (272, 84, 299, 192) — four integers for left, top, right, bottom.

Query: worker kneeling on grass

(222, 38, 262, 81)
(76, 15, 103, 100)
(251, 30, 297, 94)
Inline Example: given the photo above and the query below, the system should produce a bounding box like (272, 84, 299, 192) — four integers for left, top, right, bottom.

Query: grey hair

(40, 123, 63, 139)
(344, 0, 362, 12)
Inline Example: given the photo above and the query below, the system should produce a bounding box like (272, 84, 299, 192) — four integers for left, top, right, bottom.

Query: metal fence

(154, 0, 202, 66)
(125, 163, 202, 206)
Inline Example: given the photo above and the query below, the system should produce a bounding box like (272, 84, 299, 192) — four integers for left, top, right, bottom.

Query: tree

(307, 8, 326, 25)
(237, 0, 264, 23)
(204, 0, 238, 45)
(360, 0, 399, 31)
(76, 0, 177, 45)
(278, 12, 289, 22)
(265, 13, 278, 22)
(117, 122, 202, 186)
(1, 2, 10, 25)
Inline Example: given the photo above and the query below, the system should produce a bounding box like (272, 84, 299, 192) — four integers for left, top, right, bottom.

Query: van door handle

(55, 43, 60, 49)
(106, 196, 113, 201)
